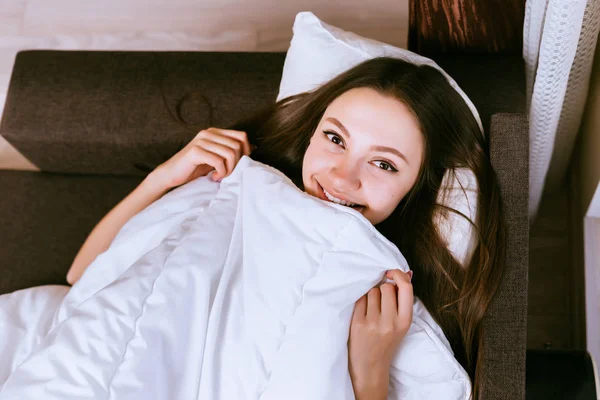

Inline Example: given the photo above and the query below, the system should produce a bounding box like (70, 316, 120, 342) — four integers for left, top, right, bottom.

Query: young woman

(66, 57, 505, 400)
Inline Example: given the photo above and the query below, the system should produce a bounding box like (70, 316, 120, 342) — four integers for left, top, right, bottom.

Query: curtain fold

(525, 0, 600, 219)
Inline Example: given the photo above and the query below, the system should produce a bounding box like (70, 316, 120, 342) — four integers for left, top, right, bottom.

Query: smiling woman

(231, 56, 506, 399)
(59, 55, 504, 400)
(302, 87, 424, 225)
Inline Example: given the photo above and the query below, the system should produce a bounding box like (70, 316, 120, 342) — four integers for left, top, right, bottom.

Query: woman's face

(302, 87, 425, 225)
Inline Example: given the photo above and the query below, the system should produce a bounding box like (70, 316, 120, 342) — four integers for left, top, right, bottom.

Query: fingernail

(408, 270, 413, 282)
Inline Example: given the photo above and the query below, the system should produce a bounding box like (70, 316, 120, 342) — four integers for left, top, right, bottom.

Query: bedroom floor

(527, 172, 586, 350)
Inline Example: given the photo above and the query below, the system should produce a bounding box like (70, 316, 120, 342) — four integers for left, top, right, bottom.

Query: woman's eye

(324, 131, 344, 147)
(373, 161, 398, 172)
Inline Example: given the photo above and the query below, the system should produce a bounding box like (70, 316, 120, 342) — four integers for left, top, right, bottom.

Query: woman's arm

(351, 367, 391, 400)
(65, 172, 170, 285)
(66, 127, 252, 285)
(348, 269, 414, 400)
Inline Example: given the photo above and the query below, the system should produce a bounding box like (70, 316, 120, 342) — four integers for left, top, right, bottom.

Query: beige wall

(573, 33, 600, 366)
(576, 35, 600, 217)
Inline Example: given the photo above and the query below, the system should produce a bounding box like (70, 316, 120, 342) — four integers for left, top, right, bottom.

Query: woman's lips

(316, 181, 329, 202)
(315, 180, 365, 211)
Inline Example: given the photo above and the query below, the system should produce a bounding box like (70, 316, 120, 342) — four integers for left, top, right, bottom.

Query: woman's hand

(348, 269, 414, 400)
(150, 127, 252, 190)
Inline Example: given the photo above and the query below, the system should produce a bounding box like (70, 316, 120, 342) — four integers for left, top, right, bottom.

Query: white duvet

(0, 156, 470, 399)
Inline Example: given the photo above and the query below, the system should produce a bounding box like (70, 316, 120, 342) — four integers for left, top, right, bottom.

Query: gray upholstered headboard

(0, 51, 525, 177)
(1, 51, 286, 176)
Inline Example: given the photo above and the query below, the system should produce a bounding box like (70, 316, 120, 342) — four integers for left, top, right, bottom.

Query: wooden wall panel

(409, 0, 526, 55)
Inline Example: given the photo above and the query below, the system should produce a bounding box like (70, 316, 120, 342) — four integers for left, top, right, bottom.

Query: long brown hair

(229, 57, 506, 398)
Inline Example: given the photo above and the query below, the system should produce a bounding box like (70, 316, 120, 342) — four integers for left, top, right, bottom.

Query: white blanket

(0, 156, 470, 399)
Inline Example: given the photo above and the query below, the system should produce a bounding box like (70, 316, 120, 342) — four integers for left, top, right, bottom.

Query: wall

(573, 31, 600, 365)
(576, 35, 600, 218)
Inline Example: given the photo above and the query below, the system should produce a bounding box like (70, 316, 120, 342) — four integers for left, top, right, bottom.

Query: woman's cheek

(378, 183, 403, 214)
(316, 148, 338, 170)
(305, 146, 326, 172)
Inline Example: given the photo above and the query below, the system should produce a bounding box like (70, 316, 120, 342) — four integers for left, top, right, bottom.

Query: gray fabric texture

(1, 51, 287, 176)
(481, 113, 529, 400)
(0, 51, 528, 398)
(0, 51, 525, 176)
(434, 55, 527, 132)
(0, 171, 142, 294)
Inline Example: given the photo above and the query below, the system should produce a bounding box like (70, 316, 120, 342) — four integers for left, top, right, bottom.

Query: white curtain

(525, 0, 600, 219)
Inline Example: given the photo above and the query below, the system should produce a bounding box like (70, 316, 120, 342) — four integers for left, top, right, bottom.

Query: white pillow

(277, 11, 480, 266)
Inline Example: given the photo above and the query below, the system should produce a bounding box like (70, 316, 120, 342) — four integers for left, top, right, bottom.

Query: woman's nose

(330, 161, 361, 192)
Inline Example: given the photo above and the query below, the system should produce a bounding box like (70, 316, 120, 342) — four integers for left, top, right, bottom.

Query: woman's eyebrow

(371, 145, 409, 165)
(326, 117, 351, 137)
(326, 117, 409, 165)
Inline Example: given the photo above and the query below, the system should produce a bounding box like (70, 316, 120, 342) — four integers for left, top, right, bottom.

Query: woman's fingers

(202, 127, 252, 157)
(353, 270, 412, 328)
(385, 269, 411, 285)
(396, 279, 413, 325)
(189, 146, 227, 180)
(385, 269, 413, 328)
(151, 127, 251, 190)
(352, 294, 367, 321)
(367, 287, 381, 316)
(199, 132, 243, 157)
(194, 128, 251, 179)
(194, 139, 238, 179)
(212, 128, 252, 156)
(379, 283, 397, 318)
